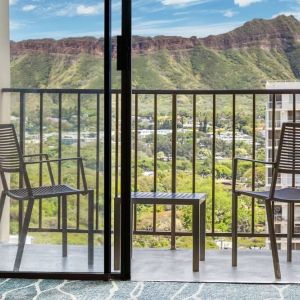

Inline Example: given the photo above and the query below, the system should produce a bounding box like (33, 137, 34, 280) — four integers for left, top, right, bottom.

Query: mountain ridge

(11, 15, 300, 56)
(11, 15, 300, 90)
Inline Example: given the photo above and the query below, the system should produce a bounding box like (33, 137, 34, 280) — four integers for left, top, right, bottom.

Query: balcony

(1, 245, 300, 283)
(1, 88, 300, 282)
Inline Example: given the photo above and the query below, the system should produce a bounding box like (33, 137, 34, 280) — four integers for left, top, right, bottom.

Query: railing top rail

(1, 88, 105, 94)
(3, 88, 300, 95)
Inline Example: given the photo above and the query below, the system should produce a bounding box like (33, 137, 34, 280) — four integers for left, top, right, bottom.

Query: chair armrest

(232, 158, 275, 193)
(23, 153, 50, 159)
(24, 157, 88, 192)
(24, 157, 82, 164)
(23, 153, 55, 185)
(234, 157, 275, 165)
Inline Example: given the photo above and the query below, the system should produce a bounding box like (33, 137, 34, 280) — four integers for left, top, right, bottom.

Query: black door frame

(0, 0, 132, 281)
(103, 0, 112, 277)
(120, 0, 132, 280)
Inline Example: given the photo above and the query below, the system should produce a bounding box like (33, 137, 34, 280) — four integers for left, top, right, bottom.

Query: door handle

(117, 35, 129, 71)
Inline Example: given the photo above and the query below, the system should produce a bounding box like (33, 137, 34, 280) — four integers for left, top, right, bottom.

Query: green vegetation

(10, 24, 298, 249)
(11, 44, 297, 91)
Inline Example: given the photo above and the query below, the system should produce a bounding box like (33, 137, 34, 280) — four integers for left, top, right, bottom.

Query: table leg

(131, 202, 133, 259)
(200, 200, 206, 261)
(287, 202, 293, 262)
(114, 197, 121, 270)
(192, 202, 200, 272)
(88, 190, 94, 266)
(171, 205, 176, 250)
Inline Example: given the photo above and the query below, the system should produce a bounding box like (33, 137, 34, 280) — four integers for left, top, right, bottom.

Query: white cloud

(9, 0, 18, 5)
(55, 4, 103, 17)
(161, 0, 210, 6)
(22, 5, 37, 12)
(132, 20, 242, 37)
(10, 21, 24, 30)
(234, 0, 262, 7)
(76, 4, 102, 15)
(223, 9, 236, 17)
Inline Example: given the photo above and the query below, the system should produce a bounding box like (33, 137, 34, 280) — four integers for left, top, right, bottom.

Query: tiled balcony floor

(132, 249, 300, 283)
(0, 244, 103, 273)
(0, 244, 299, 283)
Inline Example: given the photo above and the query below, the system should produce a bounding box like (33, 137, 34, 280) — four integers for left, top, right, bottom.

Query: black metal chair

(0, 124, 94, 271)
(232, 122, 300, 280)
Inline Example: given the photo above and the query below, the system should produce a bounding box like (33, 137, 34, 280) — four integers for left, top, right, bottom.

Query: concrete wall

(0, 0, 11, 243)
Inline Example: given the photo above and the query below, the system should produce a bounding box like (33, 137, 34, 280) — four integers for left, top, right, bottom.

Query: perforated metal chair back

(276, 122, 300, 175)
(0, 124, 23, 173)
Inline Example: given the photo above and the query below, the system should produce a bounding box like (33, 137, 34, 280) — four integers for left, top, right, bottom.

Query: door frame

(0, 0, 133, 281)
(104, 0, 112, 276)
(120, 0, 133, 280)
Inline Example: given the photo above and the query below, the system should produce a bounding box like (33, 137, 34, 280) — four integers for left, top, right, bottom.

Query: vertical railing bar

(153, 93, 158, 232)
(171, 93, 177, 250)
(134, 93, 138, 191)
(115, 93, 119, 198)
(113, 92, 120, 272)
(96, 93, 100, 230)
(39, 92, 44, 229)
(292, 93, 296, 236)
(113, 92, 120, 271)
(271, 93, 275, 214)
(272, 93, 276, 162)
(212, 94, 216, 234)
(58, 92, 62, 229)
(251, 94, 256, 235)
(192, 94, 196, 193)
(232, 94, 236, 236)
(232, 94, 236, 171)
(19, 92, 25, 238)
(134, 93, 138, 232)
(76, 92, 81, 230)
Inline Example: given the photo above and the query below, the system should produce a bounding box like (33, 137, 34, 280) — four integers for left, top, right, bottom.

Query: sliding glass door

(0, 0, 135, 280)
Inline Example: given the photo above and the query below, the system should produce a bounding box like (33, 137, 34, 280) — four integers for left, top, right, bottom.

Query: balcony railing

(2, 88, 300, 248)
(268, 139, 280, 147)
(268, 120, 281, 128)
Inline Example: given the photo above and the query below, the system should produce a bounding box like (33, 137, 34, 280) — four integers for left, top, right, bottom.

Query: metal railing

(123, 89, 300, 243)
(2, 88, 105, 236)
(3, 88, 300, 244)
(268, 120, 281, 128)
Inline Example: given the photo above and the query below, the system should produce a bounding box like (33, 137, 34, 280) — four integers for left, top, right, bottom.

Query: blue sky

(9, 0, 300, 41)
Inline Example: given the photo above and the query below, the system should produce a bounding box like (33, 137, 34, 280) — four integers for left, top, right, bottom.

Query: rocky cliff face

(10, 36, 198, 57)
(11, 37, 105, 56)
(201, 15, 300, 50)
(10, 15, 300, 57)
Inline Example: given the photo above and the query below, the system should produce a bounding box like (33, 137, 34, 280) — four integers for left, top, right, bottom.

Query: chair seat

(235, 187, 300, 202)
(7, 184, 81, 200)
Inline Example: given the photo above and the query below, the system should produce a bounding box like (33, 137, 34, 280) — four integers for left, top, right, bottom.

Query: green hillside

(10, 45, 297, 90)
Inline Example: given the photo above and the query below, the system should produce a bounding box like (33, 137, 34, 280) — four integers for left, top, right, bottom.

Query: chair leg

(114, 197, 121, 270)
(88, 190, 94, 266)
(14, 198, 35, 272)
(287, 203, 293, 262)
(265, 200, 281, 280)
(0, 192, 6, 223)
(62, 195, 67, 257)
(232, 193, 238, 267)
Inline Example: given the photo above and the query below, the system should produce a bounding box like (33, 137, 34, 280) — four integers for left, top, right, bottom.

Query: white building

(265, 81, 300, 250)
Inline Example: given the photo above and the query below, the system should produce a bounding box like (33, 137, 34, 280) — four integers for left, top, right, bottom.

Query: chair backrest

(276, 122, 300, 174)
(0, 124, 23, 173)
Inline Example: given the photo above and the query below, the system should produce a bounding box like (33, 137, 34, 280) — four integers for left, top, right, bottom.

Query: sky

(9, 0, 300, 41)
